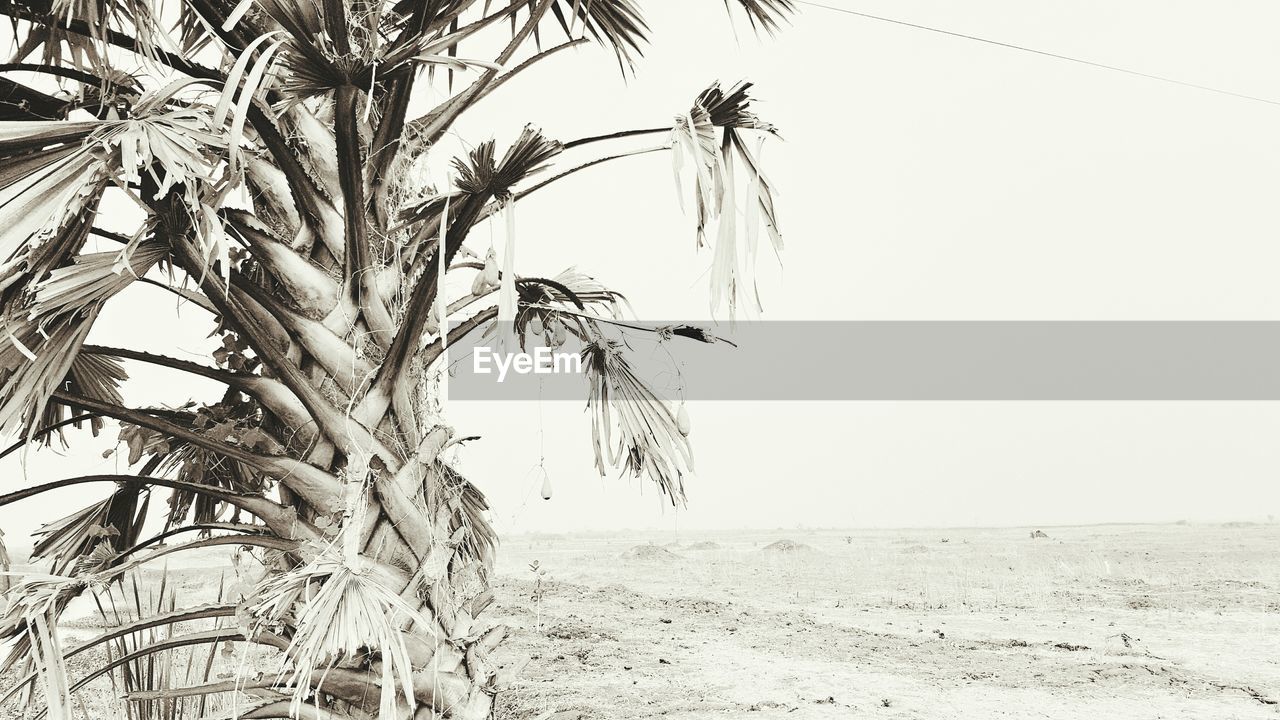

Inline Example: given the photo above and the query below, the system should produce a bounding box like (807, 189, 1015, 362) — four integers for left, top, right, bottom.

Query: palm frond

(0, 574, 82, 720)
(29, 239, 167, 322)
(37, 352, 127, 448)
(696, 80, 779, 136)
(514, 268, 630, 348)
(670, 104, 721, 247)
(46, 0, 174, 61)
(550, 0, 649, 72)
(725, 0, 795, 35)
(1, 103, 232, 300)
(0, 131, 105, 294)
(671, 81, 783, 318)
(581, 338, 692, 503)
(549, 268, 630, 315)
(1, 235, 160, 442)
(157, 436, 266, 531)
(453, 125, 562, 198)
(435, 461, 497, 571)
(31, 483, 146, 576)
(0, 306, 99, 441)
(250, 545, 430, 720)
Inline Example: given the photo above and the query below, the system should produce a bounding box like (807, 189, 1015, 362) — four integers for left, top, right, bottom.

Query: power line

(793, 0, 1280, 107)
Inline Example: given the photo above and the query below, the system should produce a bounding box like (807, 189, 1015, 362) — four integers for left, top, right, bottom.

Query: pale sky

(6, 1, 1280, 546)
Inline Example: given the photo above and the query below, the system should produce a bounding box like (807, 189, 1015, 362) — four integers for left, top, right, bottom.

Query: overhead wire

(792, 0, 1280, 107)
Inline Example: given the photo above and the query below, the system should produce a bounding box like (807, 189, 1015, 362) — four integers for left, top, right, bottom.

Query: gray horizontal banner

(442, 322, 1280, 401)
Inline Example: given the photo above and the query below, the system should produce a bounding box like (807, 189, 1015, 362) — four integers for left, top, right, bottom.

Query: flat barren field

(489, 524, 1280, 719)
(4, 523, 1277, 719)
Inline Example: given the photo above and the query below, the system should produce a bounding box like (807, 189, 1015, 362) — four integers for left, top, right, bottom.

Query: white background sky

(6, 0, 1280, 546)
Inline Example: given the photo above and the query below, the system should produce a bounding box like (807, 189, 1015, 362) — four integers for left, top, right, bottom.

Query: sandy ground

(489, 524, 1280, 719)
(3, 524, 1277, 719)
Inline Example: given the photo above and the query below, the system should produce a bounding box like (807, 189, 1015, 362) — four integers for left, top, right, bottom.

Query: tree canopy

(0, 1, 794, 718)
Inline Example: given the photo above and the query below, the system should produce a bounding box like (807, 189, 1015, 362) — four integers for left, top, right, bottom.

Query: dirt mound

(620, 544, 681, 561)
(686, 541, 721, 551)
(760, 539, 815, 554)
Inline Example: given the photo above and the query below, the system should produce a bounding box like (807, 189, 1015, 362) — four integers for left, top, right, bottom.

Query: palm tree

(0, 0, 792, 718)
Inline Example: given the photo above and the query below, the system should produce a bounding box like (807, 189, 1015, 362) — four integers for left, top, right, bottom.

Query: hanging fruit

(483, 247, 500, 287)
(677, 403, 691, 436)
(540, 472, 553, 500)
(545, 317, 560, 348)
(551, 318, 567, 348)
(528, 314, 545, 337)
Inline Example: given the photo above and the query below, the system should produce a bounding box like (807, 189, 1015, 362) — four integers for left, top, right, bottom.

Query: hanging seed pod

(483, 247, 500, 287)
(676, 403, 691, 436)
(528, 314, 545, 337)
(471, 270, 488, 296)
(551, 318, 567, 348)
(544, 317, 560, 348)
(540, 472, 553, 500)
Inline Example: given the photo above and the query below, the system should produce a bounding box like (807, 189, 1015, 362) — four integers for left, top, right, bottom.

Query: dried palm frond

(0, 557, 124, 717)
(2, 576, 78, 720)
(513, 269, 630, 349)
(670, 105, 721, 248)
(10, 20, 106, 74)
(0, 306, 100, 441)
(250, 545, 430, 720)
(1, 99, 233, 298)
(1, 238, 161, 443)
(671, 81, 783, 318)
(29, 240, 168, 322)
(158, 441, 264, 531)
(545, 268, 630, 317)
(0, 202, 98, 317)
(31, 483, 147, 576)
(37, 353, 127, 448)
(696, 81, 779, 137)
(0, 127, 106, 293)
(435, 462, 497, 571)
(581, 339, 693, 503)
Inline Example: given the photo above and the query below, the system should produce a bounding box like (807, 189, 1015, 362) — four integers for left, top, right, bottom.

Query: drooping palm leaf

(671, 81, 783, 317)
(581, 338, 693, 503)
